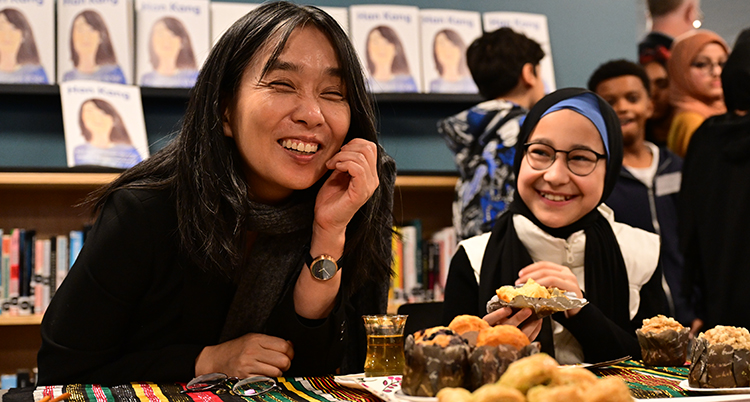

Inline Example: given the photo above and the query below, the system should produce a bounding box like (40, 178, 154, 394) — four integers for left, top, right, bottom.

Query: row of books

(1, 1, 555, 94)
(0, 228, 85, 317)
(390, 223, 457, 305)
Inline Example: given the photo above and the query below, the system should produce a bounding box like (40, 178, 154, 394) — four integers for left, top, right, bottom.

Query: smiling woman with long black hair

(38, 1, 395, 385)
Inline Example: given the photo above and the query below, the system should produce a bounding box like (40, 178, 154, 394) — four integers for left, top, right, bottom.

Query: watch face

(312, 258, 338, 281)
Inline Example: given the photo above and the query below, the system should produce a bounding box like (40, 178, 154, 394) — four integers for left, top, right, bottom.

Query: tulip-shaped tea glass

(362, 314, 408, 377)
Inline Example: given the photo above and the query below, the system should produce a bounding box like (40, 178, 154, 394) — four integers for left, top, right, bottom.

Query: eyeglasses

(523, 142, 606, 176)
(181, 372, 278, 396)
(690, 60, 726, 76)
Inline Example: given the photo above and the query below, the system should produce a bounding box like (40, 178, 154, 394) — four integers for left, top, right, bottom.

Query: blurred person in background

(666, 30, 728, 157)
(679, 28, 750, 332)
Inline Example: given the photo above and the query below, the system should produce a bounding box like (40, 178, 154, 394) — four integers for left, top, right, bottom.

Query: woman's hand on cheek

(314, 138, 379, 235)
(517, 261, 583, 317)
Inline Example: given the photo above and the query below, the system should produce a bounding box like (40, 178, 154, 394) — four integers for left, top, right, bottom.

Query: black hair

(722, 28, 750, 112)
(466, 27, 544, 100)
(87, 1, 393, 292)
(588, 59, 651, 95)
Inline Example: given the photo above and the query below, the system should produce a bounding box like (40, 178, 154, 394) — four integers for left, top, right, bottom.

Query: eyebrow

(266, 59, 344, 79)
(531, 138, 603, 152)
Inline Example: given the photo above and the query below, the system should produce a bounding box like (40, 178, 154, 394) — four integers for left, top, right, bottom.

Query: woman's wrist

(194, 345, 216, 376)
(310, 222, 346, 261)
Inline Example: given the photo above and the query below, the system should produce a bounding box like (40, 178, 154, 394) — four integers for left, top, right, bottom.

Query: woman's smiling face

(222, 26, 351, 204)
(516, 109, 606, 228)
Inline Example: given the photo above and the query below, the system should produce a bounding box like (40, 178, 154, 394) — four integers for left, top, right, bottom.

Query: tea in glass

(362, 314, 408, 377)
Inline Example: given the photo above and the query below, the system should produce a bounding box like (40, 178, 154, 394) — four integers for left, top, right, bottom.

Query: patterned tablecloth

(3, 377, 381, 402)
(3, 361, 748, 402)
(592, 360, 690, 399)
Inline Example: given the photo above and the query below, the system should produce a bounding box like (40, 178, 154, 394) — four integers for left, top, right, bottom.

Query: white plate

(333, 374, 380, 391)
(395, 390, 437, 402)
(679, 380, 750, 395)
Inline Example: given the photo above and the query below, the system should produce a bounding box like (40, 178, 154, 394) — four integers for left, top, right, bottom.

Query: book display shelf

(0, 84, 466, 378)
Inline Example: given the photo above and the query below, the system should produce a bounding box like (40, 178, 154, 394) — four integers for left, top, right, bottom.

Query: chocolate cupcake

(635, 315, 689, 366)
(689, 325, 750, 388)
(401, 327, 471, 397)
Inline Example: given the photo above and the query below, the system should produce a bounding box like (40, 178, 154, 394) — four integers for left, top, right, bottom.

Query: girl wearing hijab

(679, 28, 750, 332)
(666, 30, 730, 157)
(442, 88, 668, 364)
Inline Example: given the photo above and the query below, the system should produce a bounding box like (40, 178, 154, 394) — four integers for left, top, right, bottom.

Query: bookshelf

(0, 171, 456, 376)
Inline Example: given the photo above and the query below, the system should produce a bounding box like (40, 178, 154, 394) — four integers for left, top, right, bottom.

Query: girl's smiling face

(517, 109, 607, 228)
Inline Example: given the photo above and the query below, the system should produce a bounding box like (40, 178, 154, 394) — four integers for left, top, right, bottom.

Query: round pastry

(449, 314, 490, 335)
(635, 314, 689, 366)
(497, 353, 558, 394)
(527, 384, 583, 402)
(551, 367, 599, 388)
(476, 325, 531, 350)
(436, 387, 473, 402)
(583, 377, 633, 402)
(472, 383, 525, 402)
(689, 325, 750, 388)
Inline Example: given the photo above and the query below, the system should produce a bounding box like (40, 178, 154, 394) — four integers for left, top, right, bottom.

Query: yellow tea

(364, 334, 405, 377)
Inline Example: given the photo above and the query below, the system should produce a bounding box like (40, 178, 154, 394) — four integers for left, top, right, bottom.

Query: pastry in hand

(487, 279, 588, 320)
(496, 278, 551, 302)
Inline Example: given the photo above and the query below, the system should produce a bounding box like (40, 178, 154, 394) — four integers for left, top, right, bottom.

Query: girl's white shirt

(457, 203, 660, 364)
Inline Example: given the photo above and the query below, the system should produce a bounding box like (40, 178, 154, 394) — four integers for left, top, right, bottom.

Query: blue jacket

(605, 145, 694, 325)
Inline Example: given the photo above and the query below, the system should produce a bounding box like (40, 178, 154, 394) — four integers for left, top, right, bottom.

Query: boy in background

(588, 60, 696, 330)
(437, 27, 545, 240)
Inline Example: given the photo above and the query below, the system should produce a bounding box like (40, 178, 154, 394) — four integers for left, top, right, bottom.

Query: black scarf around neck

(477, 88, 631, 352)
(220, 191, 316, 342)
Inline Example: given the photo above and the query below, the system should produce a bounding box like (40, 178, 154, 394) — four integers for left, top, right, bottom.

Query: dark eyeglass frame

(181, 373, 278, 396)
(690, 60, 726, 76)
(523, 142, 606, 177)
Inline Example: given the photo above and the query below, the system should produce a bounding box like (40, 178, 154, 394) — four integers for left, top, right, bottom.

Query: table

(2, 361, 750, 402)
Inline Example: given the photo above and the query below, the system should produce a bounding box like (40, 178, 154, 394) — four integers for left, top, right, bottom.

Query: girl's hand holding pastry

(516, 261, 584, 317)
(483, 307, 543, 341)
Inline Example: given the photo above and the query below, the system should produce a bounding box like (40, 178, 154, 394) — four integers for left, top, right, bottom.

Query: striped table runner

(29, 377, 380, 402)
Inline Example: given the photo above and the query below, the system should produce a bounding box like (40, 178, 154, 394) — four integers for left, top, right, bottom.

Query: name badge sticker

(655, 172, 681, 197)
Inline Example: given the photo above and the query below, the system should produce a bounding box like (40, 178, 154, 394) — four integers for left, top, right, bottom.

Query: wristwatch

(304, 251, 342, 281)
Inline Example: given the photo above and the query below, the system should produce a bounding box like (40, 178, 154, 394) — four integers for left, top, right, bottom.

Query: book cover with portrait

(420, 9, 481, 94)
(136, 0, 209, 88)
(60, 81, 149, 169)
(349, 4, 421, 93)
(209, 2, 258, 46)
(0, 0, 55, 84)
(483, 11, 556, 93)
(57, 0, 134, 84)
